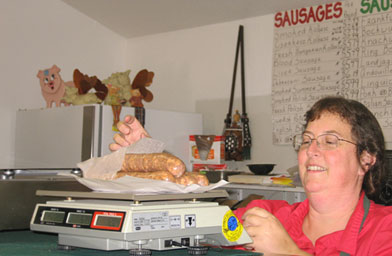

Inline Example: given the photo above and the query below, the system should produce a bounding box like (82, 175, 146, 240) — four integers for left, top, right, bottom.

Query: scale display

(92, 213, 124, 230)
(41, 210, 65, 223)
(34, 206, 125, 232)
(96, 215, 121, 227)
(66, 212, 93, 226)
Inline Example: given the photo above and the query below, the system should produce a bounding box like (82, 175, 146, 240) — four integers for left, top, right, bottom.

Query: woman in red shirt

(235, 96, 392, 255)
(110, 96, 392, 255)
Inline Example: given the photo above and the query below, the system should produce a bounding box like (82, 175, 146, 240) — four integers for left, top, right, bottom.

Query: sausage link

(122, 152, 186, 177)
(175, 172, 198, 186)
(175, 172, 209, 186)
(115, 170, 176, 182)
(192, 172, 210, 186)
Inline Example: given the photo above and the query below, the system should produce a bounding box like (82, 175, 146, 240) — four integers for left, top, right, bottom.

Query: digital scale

(30, 190, 252, 255)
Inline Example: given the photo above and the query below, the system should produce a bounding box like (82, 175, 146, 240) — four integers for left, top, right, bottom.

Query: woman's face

(297, 112, 365, 197)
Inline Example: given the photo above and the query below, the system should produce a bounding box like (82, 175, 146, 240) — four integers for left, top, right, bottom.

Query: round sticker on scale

(222, 210, 243, 242)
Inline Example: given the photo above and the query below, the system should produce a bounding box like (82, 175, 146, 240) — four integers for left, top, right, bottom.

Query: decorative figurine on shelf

(62, 87, 101, 105)
(129, 69, 154, 127)
(73, 69, 108, 101)
(106, 84, 122, 131)
(62, 69, 108, 105)
(130, 69, 154, 106)
(103, 70, 133, 131)
(37, 65, 74, 108)
(106, 84, 121, 106)
(129, 88, 143, 108)
(103, 70, 132, 106)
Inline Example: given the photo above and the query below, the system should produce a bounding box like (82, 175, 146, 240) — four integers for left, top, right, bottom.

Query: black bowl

(247, 164, 276, 175)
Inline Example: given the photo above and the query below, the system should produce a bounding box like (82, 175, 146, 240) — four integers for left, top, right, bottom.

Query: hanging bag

(223, 25, 251, 161)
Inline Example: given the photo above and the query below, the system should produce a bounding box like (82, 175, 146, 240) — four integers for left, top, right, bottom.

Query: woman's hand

(109, 115, 150, 151)
(242, 207, 311, 256)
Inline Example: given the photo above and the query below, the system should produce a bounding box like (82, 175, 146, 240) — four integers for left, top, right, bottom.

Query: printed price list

(272, 0, 392, 144)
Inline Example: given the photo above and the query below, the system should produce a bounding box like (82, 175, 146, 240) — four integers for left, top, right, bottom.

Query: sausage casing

(175, 172, 209, 186)
(122, 152, 186, 177)
(115, 170, 176, 182)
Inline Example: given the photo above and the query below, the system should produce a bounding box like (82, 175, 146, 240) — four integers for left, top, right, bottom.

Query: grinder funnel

(195, 135, 215, 160)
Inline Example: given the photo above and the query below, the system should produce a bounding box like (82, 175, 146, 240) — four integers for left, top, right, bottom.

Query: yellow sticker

(222, 210, 243, 242)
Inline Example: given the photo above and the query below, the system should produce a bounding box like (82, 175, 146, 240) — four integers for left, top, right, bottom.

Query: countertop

(0, 230, 260, 256)
(223, 183, 305, 192)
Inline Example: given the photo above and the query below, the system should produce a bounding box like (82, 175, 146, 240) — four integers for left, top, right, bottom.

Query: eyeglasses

(292, 133, 357, 151)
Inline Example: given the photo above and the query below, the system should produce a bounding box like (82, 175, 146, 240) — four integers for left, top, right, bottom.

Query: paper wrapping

(74, 176, 228, 194)
(77, 137, 165, 180)
(75, 137, 228, 194)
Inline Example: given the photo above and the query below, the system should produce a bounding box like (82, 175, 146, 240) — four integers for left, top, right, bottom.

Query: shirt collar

(336, 191, 367, 255)
(285, 192, 368, 254)
(285, 199, 313, 248)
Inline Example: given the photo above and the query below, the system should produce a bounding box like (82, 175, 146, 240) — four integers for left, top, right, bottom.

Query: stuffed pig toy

(37, 65, 74, 108)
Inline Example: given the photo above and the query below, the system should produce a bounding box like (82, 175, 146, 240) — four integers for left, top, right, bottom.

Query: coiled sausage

(121, 152, 186, 178)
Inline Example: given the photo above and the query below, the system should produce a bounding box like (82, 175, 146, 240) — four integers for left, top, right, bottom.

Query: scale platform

(30, 190, 252, 255)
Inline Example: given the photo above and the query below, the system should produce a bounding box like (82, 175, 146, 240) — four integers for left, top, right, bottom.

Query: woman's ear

(359, 150, 376, 174)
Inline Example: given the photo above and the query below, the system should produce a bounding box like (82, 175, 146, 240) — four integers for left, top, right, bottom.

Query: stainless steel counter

(223, 183, 306, 204)
(0, 169, 90, 231)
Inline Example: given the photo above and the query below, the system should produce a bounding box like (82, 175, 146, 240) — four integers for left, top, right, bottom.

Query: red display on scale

(91, 211, 124, 231)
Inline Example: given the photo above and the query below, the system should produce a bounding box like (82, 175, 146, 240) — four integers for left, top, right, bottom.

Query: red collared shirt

(233, 192, 392, 255)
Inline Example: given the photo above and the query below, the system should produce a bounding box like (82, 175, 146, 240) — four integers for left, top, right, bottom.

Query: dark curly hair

(304, 96, 386, 203)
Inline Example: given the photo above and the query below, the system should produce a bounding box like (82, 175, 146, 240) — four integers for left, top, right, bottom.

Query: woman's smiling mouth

(307, 165, 327, 172)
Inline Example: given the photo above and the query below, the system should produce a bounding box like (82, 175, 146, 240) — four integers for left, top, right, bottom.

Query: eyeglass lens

(294, 134, 340, 150)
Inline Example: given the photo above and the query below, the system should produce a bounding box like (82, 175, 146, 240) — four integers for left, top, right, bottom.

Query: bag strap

(225, 25, 246, 128)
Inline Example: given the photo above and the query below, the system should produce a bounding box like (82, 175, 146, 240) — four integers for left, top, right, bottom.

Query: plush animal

(105, 84, 121, 106)
(61, 69, 108, 106)
(102, 70, 132, 106)
(37, 65, 74, 108)
(130, 69, 154, 107)
(130, 88, 143, 107)
(62, 87, 102, 105)
(129, 69, 155, 127)
(73, 69, 108, 101)
(63, 69, 108, 105)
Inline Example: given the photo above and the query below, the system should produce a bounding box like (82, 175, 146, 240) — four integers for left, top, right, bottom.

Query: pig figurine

(37, 65, 74, 108)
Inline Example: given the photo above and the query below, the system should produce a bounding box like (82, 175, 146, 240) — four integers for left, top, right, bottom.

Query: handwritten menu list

(272, 0, 392, 144)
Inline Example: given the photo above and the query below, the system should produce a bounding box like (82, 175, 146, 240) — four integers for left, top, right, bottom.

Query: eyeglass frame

(292, 133, 357, 151)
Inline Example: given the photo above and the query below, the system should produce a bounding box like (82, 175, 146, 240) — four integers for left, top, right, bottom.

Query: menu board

(272, 0, 392, 144)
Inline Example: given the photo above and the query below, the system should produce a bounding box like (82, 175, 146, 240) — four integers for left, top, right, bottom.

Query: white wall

(126, 16, 298, 172)
(126, 17, 274, 111)
(1, 0, 298, 172)
(0, 0, 127, 167)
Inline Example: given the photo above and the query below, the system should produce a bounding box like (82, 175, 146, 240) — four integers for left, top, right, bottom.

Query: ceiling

(62, 0, 337, 39)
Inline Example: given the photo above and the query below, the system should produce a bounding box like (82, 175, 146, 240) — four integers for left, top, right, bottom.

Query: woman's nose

(306, 139, 320, 156)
